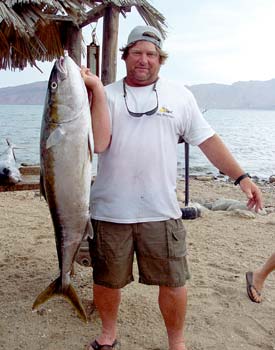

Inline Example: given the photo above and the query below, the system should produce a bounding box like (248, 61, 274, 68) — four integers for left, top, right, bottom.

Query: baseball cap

(126, 25, 163, 49)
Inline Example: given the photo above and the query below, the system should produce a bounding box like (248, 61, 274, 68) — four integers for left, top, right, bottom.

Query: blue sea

(0, 105, 274, 180)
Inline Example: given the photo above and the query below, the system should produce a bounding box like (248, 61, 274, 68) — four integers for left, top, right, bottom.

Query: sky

(0, 0, 275, 88)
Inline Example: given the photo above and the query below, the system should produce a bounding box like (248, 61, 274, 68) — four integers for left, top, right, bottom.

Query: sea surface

(0, 105, 274, 180)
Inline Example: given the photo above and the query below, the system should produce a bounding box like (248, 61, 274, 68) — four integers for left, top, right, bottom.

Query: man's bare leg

(159, 286, 187, 350)
(88, 284, 121, 348)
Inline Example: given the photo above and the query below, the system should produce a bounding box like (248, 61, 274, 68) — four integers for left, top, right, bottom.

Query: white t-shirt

(90, 78, 215, 223)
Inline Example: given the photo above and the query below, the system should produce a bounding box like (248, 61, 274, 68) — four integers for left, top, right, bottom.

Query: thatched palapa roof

(0, 0, 167, 70)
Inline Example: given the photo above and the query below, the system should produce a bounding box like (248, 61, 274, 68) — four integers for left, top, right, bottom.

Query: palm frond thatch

(101, 0, 166, 36)
(0, 0, 167, 70)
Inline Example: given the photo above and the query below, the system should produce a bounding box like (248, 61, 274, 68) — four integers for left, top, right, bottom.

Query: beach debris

(194, 175, 215, 182)
(74, 239, 91, 267)
(202, 198, 241, 211)
(32, 55, 93, 323)
(265, 213, 275, 225)
(269, 175, 275, 183)
(0, 139, 22, 185)
(181, 206, 201, 220)
(226, 209, 256, 219)
(200, 198, 267, 216)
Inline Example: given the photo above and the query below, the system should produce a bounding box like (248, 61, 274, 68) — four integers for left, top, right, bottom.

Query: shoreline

(20, 161, 275, 183)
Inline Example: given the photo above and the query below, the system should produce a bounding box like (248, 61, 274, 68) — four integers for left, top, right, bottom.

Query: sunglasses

(123, 78, 159, 118)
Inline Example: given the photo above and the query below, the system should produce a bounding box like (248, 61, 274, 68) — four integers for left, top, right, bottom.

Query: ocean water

(178, 109, 275, 180)
(0, 105, 274, 180)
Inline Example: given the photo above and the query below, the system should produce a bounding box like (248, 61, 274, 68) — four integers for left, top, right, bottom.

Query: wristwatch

(234, 173, 251, 186)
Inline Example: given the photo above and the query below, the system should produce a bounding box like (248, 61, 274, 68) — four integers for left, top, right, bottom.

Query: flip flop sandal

(87, 339, 119, 350)
(246, 271, 262, 303)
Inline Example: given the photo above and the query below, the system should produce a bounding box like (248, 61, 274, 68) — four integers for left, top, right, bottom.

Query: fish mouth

(0, 169, 21, 184)
(55, 56, 67, 80)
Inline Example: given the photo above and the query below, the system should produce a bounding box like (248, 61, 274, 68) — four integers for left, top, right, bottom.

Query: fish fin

(88, 132, 94, 161)
(39, 172, 46, 200)
(32, 278, 59, 310)
(83, 219, 94, 240)
(65, 283, 88, 322)
(6, 138, 17, 161)
(46, 127, 66, 149)
(32, 276, 87, 323)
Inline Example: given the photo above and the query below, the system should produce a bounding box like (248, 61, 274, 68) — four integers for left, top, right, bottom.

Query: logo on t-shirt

(157, 106, 174, 118)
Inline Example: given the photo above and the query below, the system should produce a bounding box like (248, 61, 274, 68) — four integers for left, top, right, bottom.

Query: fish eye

(51, 82, 58, 89)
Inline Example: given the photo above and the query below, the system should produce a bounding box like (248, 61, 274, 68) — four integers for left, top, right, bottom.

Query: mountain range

(0, 79, 275, 109)
(188, 79, 275, 110)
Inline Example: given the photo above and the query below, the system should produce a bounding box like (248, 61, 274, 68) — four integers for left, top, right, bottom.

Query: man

(81, 25, 263, 350)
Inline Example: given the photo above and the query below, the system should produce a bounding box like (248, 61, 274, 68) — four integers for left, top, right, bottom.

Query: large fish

(0, 139, 22, 185)
(32, 55, 93, 322)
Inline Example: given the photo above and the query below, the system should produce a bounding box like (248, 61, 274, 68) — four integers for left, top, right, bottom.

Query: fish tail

(32, 276, 88, 322)
(5, 138, 16, 161)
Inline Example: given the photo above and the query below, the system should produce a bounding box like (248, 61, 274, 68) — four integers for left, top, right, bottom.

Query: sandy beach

(0, 177, 275, 350)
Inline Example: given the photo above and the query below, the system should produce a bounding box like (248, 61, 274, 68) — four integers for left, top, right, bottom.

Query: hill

(188, 79, 275, 110)
(0, 79, 275, 109)
(0, 81, 47, 105)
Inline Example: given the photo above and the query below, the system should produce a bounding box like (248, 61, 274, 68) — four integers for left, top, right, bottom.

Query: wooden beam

(19, 165, 40, 175)
(63, 23, 82, 65)
(79, 3, 107, 28)
(0, 168, 40, 192)
(44, 14, 74, 22)
(101, 6, 119, 85)
(0, 180, 40, 192)
(79, 4, 132, 28)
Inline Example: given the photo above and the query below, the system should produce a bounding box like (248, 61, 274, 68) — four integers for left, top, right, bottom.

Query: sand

(0, 178, 275, 350)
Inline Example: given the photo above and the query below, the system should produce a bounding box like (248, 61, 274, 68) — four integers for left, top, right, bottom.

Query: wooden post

(101, 6, 119, 85)
(87, 41, 100, 76)
(63, 23, 82, 66)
